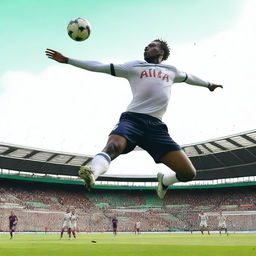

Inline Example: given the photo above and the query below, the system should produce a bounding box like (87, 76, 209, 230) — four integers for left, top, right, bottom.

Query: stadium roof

(0, 130, 256, 181)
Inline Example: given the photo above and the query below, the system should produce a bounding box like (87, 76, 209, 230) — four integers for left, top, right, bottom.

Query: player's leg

(9, 228, 13, 239)
(60, 227, 65, 238)
(157, 150, 196, 199)
(79, 112, 143, 189)
(79, 134, 127, 188)
(71, 225, 76, 238)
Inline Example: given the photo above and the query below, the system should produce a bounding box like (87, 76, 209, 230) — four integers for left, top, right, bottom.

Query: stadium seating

(0, 179, 255, 232)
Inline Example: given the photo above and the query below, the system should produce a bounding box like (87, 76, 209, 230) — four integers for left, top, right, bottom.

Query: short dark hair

(154, 39, 170, 61)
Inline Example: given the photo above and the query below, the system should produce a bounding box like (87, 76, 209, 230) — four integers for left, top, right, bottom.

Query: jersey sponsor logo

(140, 69, 169, 82)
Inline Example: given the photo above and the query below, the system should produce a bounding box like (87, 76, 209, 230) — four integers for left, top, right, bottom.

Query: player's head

(66, 208, 70, 213)
(71, 208, 75, 214)
(11, 210, 14, 215)
(144, 39, 170, 63)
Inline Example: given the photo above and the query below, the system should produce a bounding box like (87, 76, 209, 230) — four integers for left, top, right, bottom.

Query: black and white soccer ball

(67, 18, 91, 41)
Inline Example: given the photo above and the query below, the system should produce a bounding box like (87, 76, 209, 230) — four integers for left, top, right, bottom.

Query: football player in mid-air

(46, 39, 222, 199)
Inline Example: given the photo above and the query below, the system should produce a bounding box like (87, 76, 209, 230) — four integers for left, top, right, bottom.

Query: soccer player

(198, 211, 210, 235)
(134, 221, 141, 234)
(70, 208, 78, 238)
(218, 211, 228, 235)
(60, 208, 71, 239)
(45, 40, 223, 199)
(9, 210, 18, 239)
(112, 217, 118, 235)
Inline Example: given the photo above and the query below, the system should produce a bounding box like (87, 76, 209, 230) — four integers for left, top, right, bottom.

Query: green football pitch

(0, 233, 255, 256)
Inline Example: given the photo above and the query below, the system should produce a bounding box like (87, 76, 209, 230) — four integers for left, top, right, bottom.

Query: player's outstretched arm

(208, 83, 223, 92)
(45, 49, 112, 74)
(175, 71, 223, 92)
(45, 49, 68, 63)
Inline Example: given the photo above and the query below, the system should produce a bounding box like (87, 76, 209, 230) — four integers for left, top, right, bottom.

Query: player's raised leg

(157, 150, 196, 199)
(79, 135, 127, 189)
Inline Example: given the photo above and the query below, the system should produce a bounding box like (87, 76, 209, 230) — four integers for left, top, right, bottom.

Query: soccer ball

(67, 18, 91, 41)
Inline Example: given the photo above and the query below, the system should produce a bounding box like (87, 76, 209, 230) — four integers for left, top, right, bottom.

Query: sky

(0, 0, 255, 175)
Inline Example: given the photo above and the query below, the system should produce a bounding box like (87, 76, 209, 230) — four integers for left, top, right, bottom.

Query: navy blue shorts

(9, 224, 16, 230)
(110, 112, 181, 163)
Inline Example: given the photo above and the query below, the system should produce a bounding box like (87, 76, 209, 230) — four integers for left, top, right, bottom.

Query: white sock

(90, 152, 111, 179)
(162, 172, 179, 186)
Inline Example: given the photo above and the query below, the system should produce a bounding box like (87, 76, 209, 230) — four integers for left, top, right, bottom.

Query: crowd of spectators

(0, 179, 255, 232)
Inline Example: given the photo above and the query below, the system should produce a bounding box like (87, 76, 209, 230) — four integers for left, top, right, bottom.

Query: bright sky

(0, 0, 255, 175)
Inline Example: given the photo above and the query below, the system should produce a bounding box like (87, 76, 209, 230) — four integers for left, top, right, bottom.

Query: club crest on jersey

(140, 69, 169, 82)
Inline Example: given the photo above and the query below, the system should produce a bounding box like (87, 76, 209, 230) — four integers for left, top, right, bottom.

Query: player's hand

(208, 83, 223, 92)
(45, 49, 68, 63)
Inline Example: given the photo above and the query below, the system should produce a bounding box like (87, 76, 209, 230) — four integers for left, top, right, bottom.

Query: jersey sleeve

(111, 60, 140, 79)
(68, 58, 112, 74)
(174, 67, 210, 88)
(174, 68, 188, 83)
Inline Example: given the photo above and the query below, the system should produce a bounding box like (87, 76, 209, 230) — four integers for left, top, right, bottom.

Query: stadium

(1, 1, 256, 254)
(1, 129, 256, 234)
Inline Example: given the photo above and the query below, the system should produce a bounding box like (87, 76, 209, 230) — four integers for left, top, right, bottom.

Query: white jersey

(63, 212, 71, 221)
(199, 213, 208, 227)
(135, 222, 141, 229)
(70, 213, 78, 229)
(62, 212, 71, 229)
(68, 59, 210, 120)
(218, 215, 227, 228)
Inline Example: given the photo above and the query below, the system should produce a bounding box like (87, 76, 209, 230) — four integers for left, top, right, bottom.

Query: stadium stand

(0, 178, 255, 232)
(0, 129, 256, 181)
(0, 129, 256, 232)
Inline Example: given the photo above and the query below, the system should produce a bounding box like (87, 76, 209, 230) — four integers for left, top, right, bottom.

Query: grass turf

(0, 233, 255, 256)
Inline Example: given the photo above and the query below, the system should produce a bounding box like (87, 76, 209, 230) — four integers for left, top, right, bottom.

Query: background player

(45, 40, 223, 199)
(9, 210, 18, 239)
(198, 211, 210, 235)
(60, 208, 71, 239)
(134, 221, 141, 234)
(112, 217, 118, 235)
(218, 211, 228, 235)
(70, 208, 78, 238)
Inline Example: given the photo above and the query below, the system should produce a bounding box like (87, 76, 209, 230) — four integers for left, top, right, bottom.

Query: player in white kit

(60, 208, 71, 239)
(198, 211, 210, 235)
(218, 211, 228, 235)
(46, 40, 223, 198)
(134, 221, 141, 234)
(70, 208, 78, 238)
